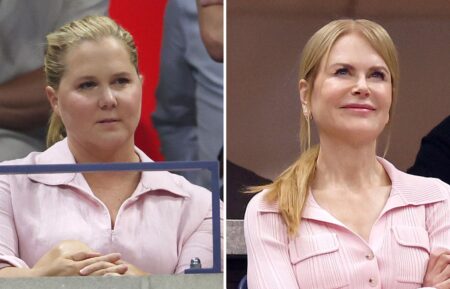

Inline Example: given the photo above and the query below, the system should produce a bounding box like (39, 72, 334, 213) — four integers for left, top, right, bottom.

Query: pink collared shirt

(0, 139, 220, 274)
(245, 158, 450, 289)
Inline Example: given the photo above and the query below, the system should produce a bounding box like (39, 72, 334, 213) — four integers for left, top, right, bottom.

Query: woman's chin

(323, 126, 383, 145)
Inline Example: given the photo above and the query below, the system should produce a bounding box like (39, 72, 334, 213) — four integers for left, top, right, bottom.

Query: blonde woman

(0, 16, 216, 277)
(244, 19, 450, 289)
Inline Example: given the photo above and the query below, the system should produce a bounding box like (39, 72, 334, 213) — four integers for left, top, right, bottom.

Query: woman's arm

(0, 240, 127, 277)
(423, 250, 450, 288)
(0, 173, 127, 277)
(175, 201, 223, 273)
(422, 181, 450, 288)
(244, 194, 300, 289)
(0, 175, 29, 271)
(196, 0, 223, 62)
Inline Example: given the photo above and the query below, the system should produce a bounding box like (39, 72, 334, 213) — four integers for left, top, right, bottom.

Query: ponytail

(46, 112, 66, 148)
(249, 145, 319, 236)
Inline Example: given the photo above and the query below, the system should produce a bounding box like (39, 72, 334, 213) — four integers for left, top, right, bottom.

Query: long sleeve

(0, 175, 28, 268)
(418, 182, 450, 289)
(244, 193, 299, 289)
(175, 201, 223, 273)
(426, 180, 450, 256)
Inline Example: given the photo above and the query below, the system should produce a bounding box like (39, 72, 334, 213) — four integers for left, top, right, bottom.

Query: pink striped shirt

(245, 158, 450, 289)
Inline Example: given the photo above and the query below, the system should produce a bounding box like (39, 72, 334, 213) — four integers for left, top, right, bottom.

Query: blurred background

(227, 0, 450, 179)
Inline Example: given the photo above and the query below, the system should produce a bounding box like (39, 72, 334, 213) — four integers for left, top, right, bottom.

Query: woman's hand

(423, 250, 450, 288)
(32, 240, 125, 276)
(79, 260, 128, 276)
(115, 260, 149, 276)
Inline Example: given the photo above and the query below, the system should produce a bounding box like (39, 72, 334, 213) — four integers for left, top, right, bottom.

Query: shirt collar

(301, 157, 447, 225)
(257, 157, 447, 220)
(26, 138, 189, 198)
(377, 157, 446, 208)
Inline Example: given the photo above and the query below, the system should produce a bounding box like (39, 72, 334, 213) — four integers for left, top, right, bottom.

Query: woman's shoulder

(382, 158, 450, 202)
(135, 147, 213, 203)
(142, 170, 213, 206)
(397, 166, 450, 195)
(245, 189, 279, 217)
(0, 151, 42, 169)
(0, 138, 72, 167)
(171, 173, 212, 199)
(380, 157, 448, 187)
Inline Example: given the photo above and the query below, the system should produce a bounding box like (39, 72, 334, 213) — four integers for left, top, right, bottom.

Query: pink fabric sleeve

(425, 181, 450, 249)
(0, 175, 29, 269)
(175, 201, 223, 273)
(423, 181, 450, 285)
(199, 0, 223, 7)
(244, 194, 300, 289)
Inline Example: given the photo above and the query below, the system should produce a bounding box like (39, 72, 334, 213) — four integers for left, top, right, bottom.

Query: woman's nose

(351, 75, 370, 97)
(98, 87, 118, 109)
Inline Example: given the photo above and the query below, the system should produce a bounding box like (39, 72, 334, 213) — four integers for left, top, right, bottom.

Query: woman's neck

(67, 138, 141, 193)
(312, 138, 390, 192)
(67, 138, 139, 164)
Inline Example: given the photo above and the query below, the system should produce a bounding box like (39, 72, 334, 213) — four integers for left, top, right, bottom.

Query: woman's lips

(341, 103, 375, 111)
(97, 118, 119, 123)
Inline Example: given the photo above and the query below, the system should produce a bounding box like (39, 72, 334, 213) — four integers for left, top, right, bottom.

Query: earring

(305, 113, 311, 149)
(302, 104, 312, 149)
(302, 105, 312, 121)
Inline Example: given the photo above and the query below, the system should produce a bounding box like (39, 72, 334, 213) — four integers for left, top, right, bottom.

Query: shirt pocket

(392, 226, 430, 285)
(289, 233, 349, 289)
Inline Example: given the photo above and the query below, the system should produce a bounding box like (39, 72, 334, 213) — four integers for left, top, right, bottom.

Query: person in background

(244, 19, 450, 289)
(196, 0, 223, 62)
(152, 0, 223, 188)
(408, 115, 450, 185)
(0, 15, 217, 277)
(0, 0, 108, 161)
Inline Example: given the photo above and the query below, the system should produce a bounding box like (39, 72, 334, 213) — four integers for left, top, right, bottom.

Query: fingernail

(79, 268, 88, 275)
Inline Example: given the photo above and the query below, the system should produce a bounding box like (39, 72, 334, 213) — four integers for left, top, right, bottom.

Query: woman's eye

(371, 71, 386, 80)
(334, 68, 349, 76)
(78, 81, 96, 90)
(114, 78, 130, 85)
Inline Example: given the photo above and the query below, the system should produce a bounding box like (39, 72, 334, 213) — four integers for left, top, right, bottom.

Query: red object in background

(109, 0, 167, 161)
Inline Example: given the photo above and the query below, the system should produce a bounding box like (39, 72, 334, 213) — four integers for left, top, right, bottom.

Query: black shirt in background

(408, 115, 450, 185)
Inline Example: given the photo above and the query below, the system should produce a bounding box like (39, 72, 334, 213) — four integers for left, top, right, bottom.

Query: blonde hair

(253, 19, 400, 236)
(44, 15, 139, 147)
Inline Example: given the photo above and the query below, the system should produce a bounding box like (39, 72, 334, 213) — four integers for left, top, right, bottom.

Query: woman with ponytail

(0, 16, 217, 277)
(244, 19, 450, 289)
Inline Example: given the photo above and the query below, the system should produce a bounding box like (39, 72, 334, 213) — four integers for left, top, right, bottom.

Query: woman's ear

(45, 86, 60, 116)
(299, 79, 309, 104)
(299, 79, 314, 120)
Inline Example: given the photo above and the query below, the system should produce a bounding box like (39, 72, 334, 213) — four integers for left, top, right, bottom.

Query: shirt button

(365, 252, 374, 260)
(369, 277, 377, 287)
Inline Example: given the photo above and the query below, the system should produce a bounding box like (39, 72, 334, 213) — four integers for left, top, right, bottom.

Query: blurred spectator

(196, 0, 223, 62)
(152, 0, 223, 188)
(408, 115, 450, 184)
(0, 0, 108, 161)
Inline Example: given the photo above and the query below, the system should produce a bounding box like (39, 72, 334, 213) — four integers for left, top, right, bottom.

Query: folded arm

(422, 182, 450, 288)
